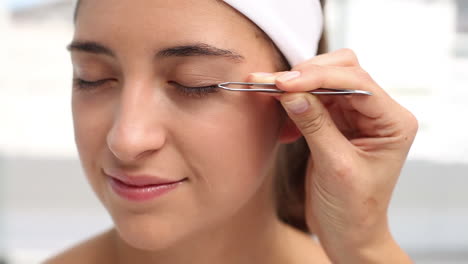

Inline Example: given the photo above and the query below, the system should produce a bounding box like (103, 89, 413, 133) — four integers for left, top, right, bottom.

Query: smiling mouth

(112, 177, 188, 188)
(107, 176, 188, 202)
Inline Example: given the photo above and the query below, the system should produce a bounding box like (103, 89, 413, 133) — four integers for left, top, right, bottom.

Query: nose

(107, 82, 166, 163)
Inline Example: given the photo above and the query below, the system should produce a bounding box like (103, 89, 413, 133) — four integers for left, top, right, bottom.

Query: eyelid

(72, 78, 116, 92)
(168, 80, 219, 89)
(169, 81, 220, 98)
(176, 77, 222, 85)
(174, 71, 225, 84)
(74, 78, 114, 84)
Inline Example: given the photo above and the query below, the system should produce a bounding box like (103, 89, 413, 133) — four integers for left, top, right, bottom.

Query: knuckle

(327, 158, 355, 183)
(406, 111, 419, 135)
(291, 64, 325, 89)
(299, 111, 326, 135)
(395, 110, 419, 145)
(297, 63, 320, 72)
(292, 64, 306, 72)
(351, 67, 373, 83)
(336, 48, 360, 66)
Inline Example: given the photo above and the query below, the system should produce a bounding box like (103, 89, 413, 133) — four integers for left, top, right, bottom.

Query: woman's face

(71, 0, 292, 250)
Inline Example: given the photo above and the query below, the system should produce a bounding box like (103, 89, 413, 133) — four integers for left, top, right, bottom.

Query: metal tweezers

(218, 82, 372, 96)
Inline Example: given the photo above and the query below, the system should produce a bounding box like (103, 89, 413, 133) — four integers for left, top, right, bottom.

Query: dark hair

(73, 0, 327, 234)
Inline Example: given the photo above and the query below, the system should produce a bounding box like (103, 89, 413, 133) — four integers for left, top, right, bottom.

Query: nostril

(134, 149, 158, 160)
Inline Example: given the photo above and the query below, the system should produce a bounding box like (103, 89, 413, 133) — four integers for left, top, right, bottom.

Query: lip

(103, 168, 184, 186)
(103, 168, 187, 201)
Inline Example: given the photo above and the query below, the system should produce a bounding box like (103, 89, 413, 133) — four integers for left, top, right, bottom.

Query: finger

(294, 49, 360, 106)
(247, 71, 284, 83)
(295, 48, 361, 68)
(245, 72, 286, 101)
(279, 92, 353, 157)
(299, 47, 361, 107)
(248, 48, 360, 83)
(275, 65, 396, 120)
(248, 48, 362, 106)
(323, 97, 361, 139)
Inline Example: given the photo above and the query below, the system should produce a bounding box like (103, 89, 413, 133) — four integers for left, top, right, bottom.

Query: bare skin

(45, 225, 331, 264)
(45, 0, 416, 263)
(46, 0, 331, 263)
(251, 49, 417, 263)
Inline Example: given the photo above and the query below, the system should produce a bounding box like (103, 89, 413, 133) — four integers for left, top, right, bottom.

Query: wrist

(323, 230, 413, 264)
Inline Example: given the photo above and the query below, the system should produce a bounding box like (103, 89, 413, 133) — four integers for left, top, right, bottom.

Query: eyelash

(170, 81, 219, 98)
(73, 78, 112, 91)
(73, 79, 219, 98)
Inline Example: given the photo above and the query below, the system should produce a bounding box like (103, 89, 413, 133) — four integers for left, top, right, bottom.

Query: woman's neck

(111, 219, 291, 264)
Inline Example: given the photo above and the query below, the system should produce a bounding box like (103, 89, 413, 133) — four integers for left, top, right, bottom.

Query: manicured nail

(277, 71, 301, 82)
(283, 95, 310, 114)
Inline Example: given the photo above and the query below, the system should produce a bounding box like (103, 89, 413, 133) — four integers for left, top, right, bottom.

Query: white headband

(223, 0, 323, 67)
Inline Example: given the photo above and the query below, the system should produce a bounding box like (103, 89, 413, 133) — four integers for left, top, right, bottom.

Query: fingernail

(277, 71, 301, 82)
(250, 72, 274, 77)
(283, 95, 310, 114)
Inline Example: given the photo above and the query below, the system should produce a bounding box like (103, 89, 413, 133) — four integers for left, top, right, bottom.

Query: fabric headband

(223, 0, 324, 67)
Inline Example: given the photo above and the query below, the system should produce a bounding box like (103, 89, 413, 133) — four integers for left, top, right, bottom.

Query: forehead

(76, 0, 232, 19)
(74, 0, 260, 45)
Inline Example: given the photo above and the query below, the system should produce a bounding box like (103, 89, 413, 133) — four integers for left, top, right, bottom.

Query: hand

(250, 49, 417, 263)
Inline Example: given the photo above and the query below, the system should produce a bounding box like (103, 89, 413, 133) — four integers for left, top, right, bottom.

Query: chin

(112, 213, 188, 251)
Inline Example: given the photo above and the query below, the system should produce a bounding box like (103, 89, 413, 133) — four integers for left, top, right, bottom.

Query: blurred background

(0, 0, 467, 263)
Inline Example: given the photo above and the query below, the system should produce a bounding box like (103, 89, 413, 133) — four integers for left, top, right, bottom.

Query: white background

(1, 0, 467, 263)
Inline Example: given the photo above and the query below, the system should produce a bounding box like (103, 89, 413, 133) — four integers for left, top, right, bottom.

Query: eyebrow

(157, 43, 244, 62)
(67, 41, 245, 63)
(67, 41, 114, 56)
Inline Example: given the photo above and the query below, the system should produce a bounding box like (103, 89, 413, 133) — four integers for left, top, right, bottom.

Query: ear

(278, 115, 302, 143)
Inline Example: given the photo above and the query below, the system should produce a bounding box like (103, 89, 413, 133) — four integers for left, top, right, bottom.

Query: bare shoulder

(43, 229, 115, 264)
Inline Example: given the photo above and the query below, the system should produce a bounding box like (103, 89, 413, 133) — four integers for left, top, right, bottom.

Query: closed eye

(169, 81, 219, 98)
(73, 79, 220, 98)
(73, 78, 114, 91)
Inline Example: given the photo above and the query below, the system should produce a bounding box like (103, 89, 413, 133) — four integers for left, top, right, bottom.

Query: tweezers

(218, 82, 372, 96)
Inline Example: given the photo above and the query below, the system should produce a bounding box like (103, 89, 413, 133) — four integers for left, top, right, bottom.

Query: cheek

(173, 94, 282, 208)
(72, 96, 112, 194)
(71, 91, 283, 250)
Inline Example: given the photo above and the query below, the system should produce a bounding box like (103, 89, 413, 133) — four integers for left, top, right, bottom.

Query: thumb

(280, 92, 350, 156)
